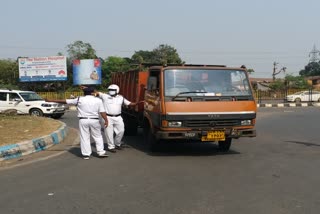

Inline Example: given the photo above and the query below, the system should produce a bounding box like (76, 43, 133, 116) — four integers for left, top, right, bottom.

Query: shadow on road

(124, 129, 241, 157)
(68, 147, 82, 158)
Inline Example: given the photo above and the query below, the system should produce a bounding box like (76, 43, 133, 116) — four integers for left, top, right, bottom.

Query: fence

(38, 88, 318, 103)
(38, 91, 84, 100)
(254, 88, 319, 104)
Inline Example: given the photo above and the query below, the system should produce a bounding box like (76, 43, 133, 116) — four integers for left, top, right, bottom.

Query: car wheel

(294, 98, 301, 103)
(30, 108, 43, 117)
(218, 138, 232, 152)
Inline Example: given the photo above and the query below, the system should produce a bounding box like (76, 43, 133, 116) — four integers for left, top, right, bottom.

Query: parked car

(0, 89, 66, 119)
(286, 90, 320, 103)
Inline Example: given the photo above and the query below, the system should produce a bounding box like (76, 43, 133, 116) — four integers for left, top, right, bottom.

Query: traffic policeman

(96, 84, 139, 153)
(47, 86, 109, 159)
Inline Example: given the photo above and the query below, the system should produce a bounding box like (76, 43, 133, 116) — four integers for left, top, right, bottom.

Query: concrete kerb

(0, 121, 68, 161)
(257, 102, 320, 108)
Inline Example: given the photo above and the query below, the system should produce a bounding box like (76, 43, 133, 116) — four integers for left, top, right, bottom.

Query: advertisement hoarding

(19, 56, 67, 82)
(72, 59, 102, 85)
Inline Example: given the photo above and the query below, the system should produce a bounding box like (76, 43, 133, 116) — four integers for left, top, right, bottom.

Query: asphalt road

(0, 108, 320, 214)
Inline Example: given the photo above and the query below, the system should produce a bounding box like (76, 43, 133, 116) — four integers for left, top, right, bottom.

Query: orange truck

(111, 64, 257, 151)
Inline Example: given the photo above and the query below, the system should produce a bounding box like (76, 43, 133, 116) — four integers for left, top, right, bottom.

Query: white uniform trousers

(105, 116, 124, 149)
(79, 119, 106, 156)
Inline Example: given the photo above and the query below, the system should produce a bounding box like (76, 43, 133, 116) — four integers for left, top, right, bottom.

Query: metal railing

(37, 88, 318, 104)
(38, 91, 84, 100)
(254, 88, 319, 104)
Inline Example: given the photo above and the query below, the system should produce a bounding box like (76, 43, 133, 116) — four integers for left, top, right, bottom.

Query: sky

(1, 0, 320, 78)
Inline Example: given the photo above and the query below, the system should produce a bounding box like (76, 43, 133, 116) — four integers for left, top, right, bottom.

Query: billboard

(72, 59, 102, 85)
(19, 56, 67, 82)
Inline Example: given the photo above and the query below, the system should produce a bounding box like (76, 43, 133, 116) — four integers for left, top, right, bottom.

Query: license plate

(57, 108, 65, 111)
(201, 131, 225, 141)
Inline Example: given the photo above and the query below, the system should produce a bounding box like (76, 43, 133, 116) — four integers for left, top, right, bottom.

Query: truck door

(145, 70, 161, 128)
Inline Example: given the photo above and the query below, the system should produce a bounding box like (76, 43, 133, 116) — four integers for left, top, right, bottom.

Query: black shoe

(115, 146, 122, 150)
(108, 149, 117, 153)
(83, 155, 90, 160)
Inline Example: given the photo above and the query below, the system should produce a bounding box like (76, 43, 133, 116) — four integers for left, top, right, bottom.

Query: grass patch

(0, 115, 62, 147)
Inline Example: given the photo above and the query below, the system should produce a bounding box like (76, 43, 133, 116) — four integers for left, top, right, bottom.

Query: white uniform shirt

(66, 95, 105, 118)
(99, 93, 131, 115)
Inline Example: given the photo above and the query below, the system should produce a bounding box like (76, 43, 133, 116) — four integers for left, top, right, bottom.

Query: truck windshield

(20, 92, 44, 101)
(164, 69, 252, 97)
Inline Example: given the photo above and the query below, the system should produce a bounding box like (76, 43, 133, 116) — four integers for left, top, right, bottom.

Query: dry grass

(0, 115, 62, 146)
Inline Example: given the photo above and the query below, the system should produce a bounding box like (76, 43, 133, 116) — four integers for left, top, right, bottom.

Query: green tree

(284, 74, 309, 89)
(131, 50, 153, 64)
(131, 44, 183, 64)
(299, 61, 320, 76)
(268, 79, 286, 90)
(0, 59, 19, 89)
(102, 56, 133, 86)
(268, 75, 309, 91)
(151, 44, 183, 64)
(66, 40, 97, 60)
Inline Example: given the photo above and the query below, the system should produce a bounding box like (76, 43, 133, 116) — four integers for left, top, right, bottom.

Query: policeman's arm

(100, 112, 109, 127)
(79, 85, 87, 90)
(94, 90, 104, 97)
(128, 100, 144, 106)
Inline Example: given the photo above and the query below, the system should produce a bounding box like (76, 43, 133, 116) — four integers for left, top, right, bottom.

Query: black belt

(79, 117, 99, 120)
(107, 114, 121, 117)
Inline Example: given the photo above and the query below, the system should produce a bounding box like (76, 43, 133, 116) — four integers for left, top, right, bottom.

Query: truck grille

(184, 119, 240, 127)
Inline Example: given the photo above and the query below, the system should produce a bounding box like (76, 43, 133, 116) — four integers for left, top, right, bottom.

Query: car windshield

(20, 92, 44, 101)
(164, 69, 252, 97)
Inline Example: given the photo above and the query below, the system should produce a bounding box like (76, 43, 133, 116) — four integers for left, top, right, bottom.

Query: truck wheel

(145, 127, 158, 152)
(218, 138, 232, 152)
(30, 109, 43, 117)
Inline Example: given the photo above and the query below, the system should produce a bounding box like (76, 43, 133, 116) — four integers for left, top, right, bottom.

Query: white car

(0, 89, 66, 119)
(286, 90, 320, 103)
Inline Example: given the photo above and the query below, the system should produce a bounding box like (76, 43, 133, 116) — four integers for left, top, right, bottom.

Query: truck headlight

(168, 121, 182, 127)
(241, 120, 251, 125)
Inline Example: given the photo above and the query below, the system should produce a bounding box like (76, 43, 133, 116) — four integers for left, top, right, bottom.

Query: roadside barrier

(0, 121, 68, 161)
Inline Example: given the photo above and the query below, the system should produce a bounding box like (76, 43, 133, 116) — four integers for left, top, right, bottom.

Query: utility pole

(309, 44, 320, 63)
(272, 62, 286, 81)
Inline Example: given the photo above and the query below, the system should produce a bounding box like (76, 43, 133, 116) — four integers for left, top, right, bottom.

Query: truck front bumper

(155, 128, 256, 141)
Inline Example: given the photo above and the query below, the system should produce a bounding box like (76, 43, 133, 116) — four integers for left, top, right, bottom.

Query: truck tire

(218, 138, 232, 152)
(144, 125, 158, 152)
(30, 108, 43, 117)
